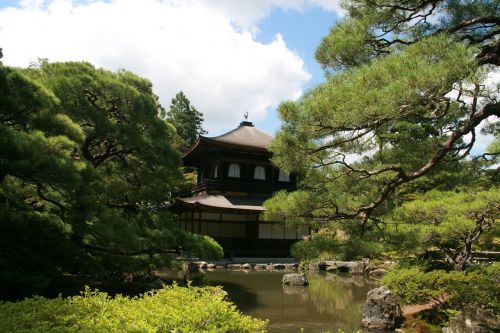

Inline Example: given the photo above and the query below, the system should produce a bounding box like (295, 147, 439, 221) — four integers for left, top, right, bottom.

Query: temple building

(174, 120, 308, 257)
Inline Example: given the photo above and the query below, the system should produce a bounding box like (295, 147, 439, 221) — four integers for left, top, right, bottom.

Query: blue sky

(0, 1, 495, 154)
(253, 7, 337, 134)
(256, 6, 335, 90)
(0, 0, 341, 136)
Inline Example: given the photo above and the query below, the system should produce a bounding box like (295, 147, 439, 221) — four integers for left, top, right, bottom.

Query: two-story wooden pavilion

(173, 120, 308, 257)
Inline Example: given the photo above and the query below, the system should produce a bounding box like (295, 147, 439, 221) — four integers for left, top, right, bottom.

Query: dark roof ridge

(205, 123, 272, 149)
(182, 122, 273, 160)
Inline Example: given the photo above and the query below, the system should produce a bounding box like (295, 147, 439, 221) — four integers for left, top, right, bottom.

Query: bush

(0, 285, 267, 332)
(381, 264, 500, 314)
(291, 234, 338, 261)
(291, 233, 383, 261)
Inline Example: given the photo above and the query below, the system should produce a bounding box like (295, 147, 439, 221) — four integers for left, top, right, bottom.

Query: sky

(0, 0, 495, 153)
(0, 0, 341, 135)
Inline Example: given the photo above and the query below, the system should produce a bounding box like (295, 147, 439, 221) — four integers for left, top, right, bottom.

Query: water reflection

(204, 270, 376, 333)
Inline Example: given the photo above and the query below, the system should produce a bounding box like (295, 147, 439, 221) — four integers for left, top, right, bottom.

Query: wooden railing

(179, 178, 296, 197)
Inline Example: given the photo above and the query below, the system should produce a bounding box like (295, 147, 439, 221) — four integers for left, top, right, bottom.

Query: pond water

(202, 270, 377, 333)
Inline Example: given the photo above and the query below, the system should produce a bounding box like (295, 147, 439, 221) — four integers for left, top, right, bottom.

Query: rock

(350, 262, 367, 275)
(241, 263, 252, 270)
(184, 262, 199, 273)
(318, 261, 337, 271)
(442, 306, 500, 333)
(146, 278, 164, 290)
(285, 263, 299, 270)
(190, 261, 207, 269)
(318, 260, 367, 275)
(369, 268, 388, 278)
(395, 329, 405, 333)
(273, 263, 286, 270)
(226, 264, 241, 270)
(207, 263, 216, 269)
(254, 264, 268, 270)
(282, 273, 309, 286)
(306, 262, 319, 270)
(362, 286, 402, 330)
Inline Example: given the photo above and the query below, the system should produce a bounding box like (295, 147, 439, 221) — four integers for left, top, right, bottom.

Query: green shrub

(291, 234, 383, 261)
(381, 264, 500, 314)
(0, 285, 267, 332)
(291, 234, 338, 261)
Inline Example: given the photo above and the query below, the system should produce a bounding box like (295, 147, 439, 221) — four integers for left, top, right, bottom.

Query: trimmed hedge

(0, 284, 267, 332)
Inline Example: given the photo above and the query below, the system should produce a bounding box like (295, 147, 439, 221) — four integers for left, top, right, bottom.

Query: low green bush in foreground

(0, 284, 267, 333)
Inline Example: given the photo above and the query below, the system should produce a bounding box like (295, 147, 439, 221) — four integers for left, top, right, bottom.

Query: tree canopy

(266, 0, 499, 268)
(0, 62, 222, 299)
(166, 91, 207, 152)
(389, 188, 499, 270)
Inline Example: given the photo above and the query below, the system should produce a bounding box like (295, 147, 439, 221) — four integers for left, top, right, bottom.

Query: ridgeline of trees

(0, 61, 222, 300)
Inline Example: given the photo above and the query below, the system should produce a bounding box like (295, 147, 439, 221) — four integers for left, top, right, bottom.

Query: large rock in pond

(362, 286, 402, 330)
(282, 273, 309, 286)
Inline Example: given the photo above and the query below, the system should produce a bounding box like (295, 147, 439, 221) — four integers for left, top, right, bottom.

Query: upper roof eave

(182, 124, 273, 164)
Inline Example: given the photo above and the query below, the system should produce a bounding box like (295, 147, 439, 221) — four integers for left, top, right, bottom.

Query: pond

(201, 270, 377, 333)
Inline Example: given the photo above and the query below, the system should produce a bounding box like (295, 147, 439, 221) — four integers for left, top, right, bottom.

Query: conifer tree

(0, 62, 222, 299)
(266, 0, 500, 268)
(167, 91, 207, 151)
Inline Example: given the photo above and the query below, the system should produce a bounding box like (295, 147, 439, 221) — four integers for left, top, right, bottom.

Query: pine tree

(266, 0, 500, 269)
(0, 62, 222, 299)
(167, 91, 207, 152)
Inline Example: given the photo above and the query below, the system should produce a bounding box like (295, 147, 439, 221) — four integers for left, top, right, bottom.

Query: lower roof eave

(174, 195, 266, 213)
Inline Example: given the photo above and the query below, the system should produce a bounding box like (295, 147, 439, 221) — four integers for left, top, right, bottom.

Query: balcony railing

(179, 178, 296, 197)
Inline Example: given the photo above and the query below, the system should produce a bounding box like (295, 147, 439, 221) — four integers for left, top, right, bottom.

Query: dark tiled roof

(205, 121, 272, 150)
(177, 194, 266, 212)
(182, 121, 273, 165)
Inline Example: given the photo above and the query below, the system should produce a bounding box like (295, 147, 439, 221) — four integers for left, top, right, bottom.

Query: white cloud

(0, 0, 320, 132)
(194, 0, 344, 31)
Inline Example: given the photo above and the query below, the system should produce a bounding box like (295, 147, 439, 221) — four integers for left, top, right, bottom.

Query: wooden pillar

(248, 213, 259, 253)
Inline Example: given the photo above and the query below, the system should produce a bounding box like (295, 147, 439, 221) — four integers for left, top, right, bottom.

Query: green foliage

(180, 234, 224, 260)
(0, 285, 267, 333)
(382, 264, 500, 314)
(387, 188, 499, 270)
(291, 233, 339, 261)
(0, 62, 222, 299)
(167, 91, 207, 152)
(0, 208, 82, 300)
(291, 231, 383, 261)
(268, 0, 500, 267)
